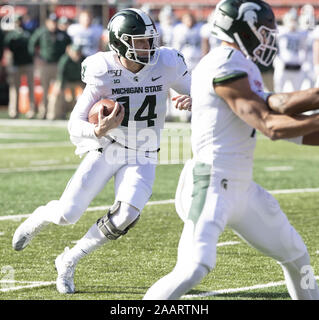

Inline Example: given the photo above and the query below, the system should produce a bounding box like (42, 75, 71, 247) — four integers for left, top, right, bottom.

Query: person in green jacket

(47, 44, 84, 120)
(28, 13, 71, 119)
(4, 15, 35, 118)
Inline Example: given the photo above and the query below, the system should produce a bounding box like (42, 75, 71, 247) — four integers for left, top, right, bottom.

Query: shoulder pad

(81, 52, 109, 86)
(212, 47, 249, 83)
(158, 47, 185, 68)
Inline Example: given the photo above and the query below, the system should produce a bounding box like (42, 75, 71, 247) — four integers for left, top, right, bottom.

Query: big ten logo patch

(108, 70, 122, 84)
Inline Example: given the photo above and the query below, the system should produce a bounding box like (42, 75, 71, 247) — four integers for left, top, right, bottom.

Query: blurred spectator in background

(4, 15, 35, 118)
(200, 10, 221, 56)
(0, 27, 9, 107)
(158, 5, 177, 47)
(22, 13, 39, 34)
(314, 27, 319, 87)
(0, 28, 4, 60)
(46, 44, 84, 120)
(172, 12, 203, 72)
(273, 8, 308, 92)
(29, 13, 72, 119)
(170, 12, 202, 122)
(67, 9, 103, 58)
(299, 4, 316, 90)
(58, 16, 72, 33)
(100, 28, 110, 52)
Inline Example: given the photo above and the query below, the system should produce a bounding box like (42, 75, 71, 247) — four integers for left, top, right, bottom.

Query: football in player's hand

(88, 98, 116, 124)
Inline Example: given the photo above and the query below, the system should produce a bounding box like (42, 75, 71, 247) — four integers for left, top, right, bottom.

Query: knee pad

(97, 201, 140, 240)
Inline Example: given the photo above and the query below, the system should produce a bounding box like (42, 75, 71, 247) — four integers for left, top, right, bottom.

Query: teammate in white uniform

(12, 8, 191, 294)
(67, 9, 103, 58)
(273, 9, 308, 92)
(298, 5, 316, 90)
(157, 5, 177, 47)
(200, 10, 221, 56)
(144, 0, 319, 300)
(172, 12, 203, 72)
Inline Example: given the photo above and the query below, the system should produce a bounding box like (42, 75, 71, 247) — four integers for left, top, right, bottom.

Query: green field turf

(0, 121, 319, 300)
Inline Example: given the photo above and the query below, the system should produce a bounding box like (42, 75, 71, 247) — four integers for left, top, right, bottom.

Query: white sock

(143, 262, 209, 300)
(280, 252, 319, 300)
(63, 223, 109, 265)
(60, 203, 139, 265)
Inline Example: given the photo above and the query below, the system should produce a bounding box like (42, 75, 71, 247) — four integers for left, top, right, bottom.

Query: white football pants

(144, 159, 318, 300)
(42, 141, 156, 225)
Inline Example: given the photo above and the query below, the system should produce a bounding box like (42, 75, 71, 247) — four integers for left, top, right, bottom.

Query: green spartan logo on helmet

(211, 0, 278, 66)
(107, 8, 160, 65)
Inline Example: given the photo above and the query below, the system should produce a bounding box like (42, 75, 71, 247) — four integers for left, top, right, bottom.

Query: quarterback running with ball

(144, 0, 319, 300)
(12, 8, 191, 294)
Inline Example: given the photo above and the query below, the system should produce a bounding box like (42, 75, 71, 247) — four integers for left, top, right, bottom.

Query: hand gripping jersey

(68, 47, 190, 155)
(191, 46, 266, 180)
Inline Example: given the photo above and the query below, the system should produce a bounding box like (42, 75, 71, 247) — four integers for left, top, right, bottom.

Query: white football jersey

(69, 47, 190, 155)
(172, 22, 203, 71)
(191, 46, 265, 179)
(67, 23, 103, 57)
(276, 28, 308, 65)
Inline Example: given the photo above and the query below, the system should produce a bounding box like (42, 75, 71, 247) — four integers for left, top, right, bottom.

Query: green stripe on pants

(188, 162, 211, 225)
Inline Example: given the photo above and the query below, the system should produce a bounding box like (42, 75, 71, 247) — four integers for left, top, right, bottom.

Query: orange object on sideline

(34, 76, 43, 107)
(18, 75, 30, 114)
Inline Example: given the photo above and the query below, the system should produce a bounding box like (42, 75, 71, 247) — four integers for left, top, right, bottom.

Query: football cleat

(12, 208, 49, 251)
(55, 247, 76, 294)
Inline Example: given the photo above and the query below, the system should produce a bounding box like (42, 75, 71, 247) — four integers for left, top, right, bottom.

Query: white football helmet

(299, 4, 315, 30)
(283, 8, 298, 31)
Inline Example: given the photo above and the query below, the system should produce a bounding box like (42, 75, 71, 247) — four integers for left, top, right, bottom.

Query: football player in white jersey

(12, 8, 191, 294)
(172, 12, 203, 72)
(299, 4, 316, 90)
(273, 8, 308, 92)
(144, 0, 319, 300)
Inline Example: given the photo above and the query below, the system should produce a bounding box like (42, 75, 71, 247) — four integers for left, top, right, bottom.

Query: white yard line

(0, 133, 50, 140)
(0, 200, 175, 221)
(183, 276, 319, 299)
(0, 164, 78, 173)
(0, 214, 31, 221)
(264, 166, 293, 172)
(0, 280, 55, 292)
(1, 187, 319, 222)
(217, 241, 240, 247)
(0, 141, 72, 149)
(270, 187, 319, 194)
(0, 119, 68, 127)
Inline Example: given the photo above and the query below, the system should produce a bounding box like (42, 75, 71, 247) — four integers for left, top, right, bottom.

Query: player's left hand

(172, 95, 192, 111)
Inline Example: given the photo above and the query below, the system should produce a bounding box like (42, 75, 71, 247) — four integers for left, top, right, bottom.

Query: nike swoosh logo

(151, 76, 162, 81)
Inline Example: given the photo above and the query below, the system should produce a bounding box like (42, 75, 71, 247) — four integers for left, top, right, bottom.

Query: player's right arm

(93, 103, 124, 138)
(68, 85, 123, 139)
(68, 52, 123, 140)
(214, 76, 319, 141)
(266, 89, 319, 115)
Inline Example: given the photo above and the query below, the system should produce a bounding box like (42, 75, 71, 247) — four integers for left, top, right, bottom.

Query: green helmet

(211, 0, 277, 66)
(108, 8, 160, 65)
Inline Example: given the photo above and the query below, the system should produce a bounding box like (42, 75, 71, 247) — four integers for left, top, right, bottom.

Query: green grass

(1, 123, 319, 300)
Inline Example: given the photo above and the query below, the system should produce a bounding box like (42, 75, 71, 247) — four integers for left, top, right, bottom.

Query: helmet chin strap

(233, 32, 254, 61)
